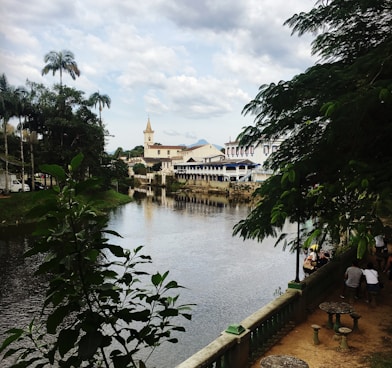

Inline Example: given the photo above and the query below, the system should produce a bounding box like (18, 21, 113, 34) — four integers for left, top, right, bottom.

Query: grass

(365, 320, 392, 367)
(366, 351, 392, 368)
(0, 188, 132, 228)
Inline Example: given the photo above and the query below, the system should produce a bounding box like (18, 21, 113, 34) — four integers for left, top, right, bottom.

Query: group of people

(302, 244, 330, 276)
(375, 234, 392, 280)
(340, 260, 382, 303)
(339, 234, 391, 303)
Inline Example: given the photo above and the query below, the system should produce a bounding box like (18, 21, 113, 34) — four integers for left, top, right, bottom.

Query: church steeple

(144, 117, 154, 134)
(144, 117, 154, 154)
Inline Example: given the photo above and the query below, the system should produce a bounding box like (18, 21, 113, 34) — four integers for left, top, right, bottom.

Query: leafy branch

(0, 153, 193, 368)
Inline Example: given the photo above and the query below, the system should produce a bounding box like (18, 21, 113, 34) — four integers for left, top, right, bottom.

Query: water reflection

(0, 229, 46, 367)
(108, 189, 300, 367)
(0, 190, 301, 368)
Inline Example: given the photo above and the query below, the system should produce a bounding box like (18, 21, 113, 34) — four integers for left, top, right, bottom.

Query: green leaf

(85, 249, 100, 262)
(70, 152, 84, 172)
(159, 308, 179, 317)
(107, 244, 126, 258)
(47, 305, 71, 334)
(379, 88, 391, 102)
(164, 280, 179, 289)
(288, 169, 296, 183)
(151, 273, 162, 286)
(0, 328, 24, 353)
(357, 238, 367, 259)
(58, 328, 79, 357)
(139, 361, 147, 368)
(112, 355, 133, 368)
(78, 330, 103, 360)
(39, 163, 66, 182)
(3, 347, 24, 358)
(303, 229, 321, 249)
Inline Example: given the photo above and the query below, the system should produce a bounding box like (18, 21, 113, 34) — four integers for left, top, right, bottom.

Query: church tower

(143, 117, 154, 156)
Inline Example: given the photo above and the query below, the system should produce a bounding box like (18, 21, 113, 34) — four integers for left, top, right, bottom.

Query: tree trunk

(3, 119, 9, 194)
(19, 117, 25, 191)
(30, 130, 36, 191)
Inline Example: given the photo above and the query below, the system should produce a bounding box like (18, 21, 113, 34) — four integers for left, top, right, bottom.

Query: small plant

(0, 153, 192, 368)
(273, 287, 283, 297)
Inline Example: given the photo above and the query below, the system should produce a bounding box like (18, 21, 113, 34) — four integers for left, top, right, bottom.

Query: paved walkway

(252, 257, 392, 368)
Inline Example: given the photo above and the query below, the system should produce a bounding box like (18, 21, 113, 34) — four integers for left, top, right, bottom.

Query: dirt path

(252, 258, 392, 368)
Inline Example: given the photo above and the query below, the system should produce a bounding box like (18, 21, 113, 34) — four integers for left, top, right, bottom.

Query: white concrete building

(125, 119, 282, 183)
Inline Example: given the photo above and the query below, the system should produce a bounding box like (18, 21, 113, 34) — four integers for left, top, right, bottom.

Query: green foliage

(126, 146, 144, 158)
(151, 162, 161, 172)
(0, 155, 192, 367)
(366, 350, 392, 368)
(234, 1, 392, 256)
(133, 163, 146, 175)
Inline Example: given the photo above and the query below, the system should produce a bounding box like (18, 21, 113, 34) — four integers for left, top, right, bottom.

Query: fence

(176, 247, 355, 368)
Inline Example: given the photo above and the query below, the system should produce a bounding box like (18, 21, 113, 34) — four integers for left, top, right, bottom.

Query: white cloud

(0, 0, 317, 152)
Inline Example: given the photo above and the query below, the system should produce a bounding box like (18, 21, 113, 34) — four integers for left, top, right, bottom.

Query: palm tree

(89, 91, 111, 126)
(0, 73, 18, 194)
(15, 87, 28, 191)
(41, 50, 80, 87)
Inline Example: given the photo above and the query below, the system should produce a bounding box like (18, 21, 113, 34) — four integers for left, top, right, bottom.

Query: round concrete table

(260, 354, 309, 367)
(319, 301, 353, 332)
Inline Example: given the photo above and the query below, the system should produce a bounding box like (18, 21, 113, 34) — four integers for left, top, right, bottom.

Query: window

(272, 145, 278, 152)
(263, 145, 270, 155)
(157, 150, 160, 155)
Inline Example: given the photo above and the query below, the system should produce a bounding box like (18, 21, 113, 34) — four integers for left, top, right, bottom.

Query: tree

(133, 163, 147, 175)
(37, 85, 105, 178)
(234, 0, 392, 260)
(41, 50, 80, 88)
(23, 81, 48, 188)
(0, 74, 20, 193)
(0, 154, 192, 368)
(125, 145, 144, 158)
(14, 86, 28, 190)
(89, 91, 111, 126)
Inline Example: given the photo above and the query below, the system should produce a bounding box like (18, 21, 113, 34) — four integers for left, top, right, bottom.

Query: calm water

(0, 191, 301, 367)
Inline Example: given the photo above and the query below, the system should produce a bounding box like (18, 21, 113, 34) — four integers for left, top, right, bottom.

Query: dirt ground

(252, 256, 392, 368)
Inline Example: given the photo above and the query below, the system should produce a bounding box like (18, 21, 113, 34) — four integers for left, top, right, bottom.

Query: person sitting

(302, 244, 319, 276)
(362, 262, 381, 303)
(340, 259, 362, 299)
(317, 251, 330, 268)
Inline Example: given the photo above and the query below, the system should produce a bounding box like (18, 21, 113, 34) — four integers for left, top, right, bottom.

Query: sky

(0, 0, 318, 153)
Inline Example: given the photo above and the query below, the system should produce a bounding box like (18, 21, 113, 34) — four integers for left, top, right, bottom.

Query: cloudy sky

(1, 0, 317, 152)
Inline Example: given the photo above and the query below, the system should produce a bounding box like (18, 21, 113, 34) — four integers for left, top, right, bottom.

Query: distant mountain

(187, 139, 223, 151)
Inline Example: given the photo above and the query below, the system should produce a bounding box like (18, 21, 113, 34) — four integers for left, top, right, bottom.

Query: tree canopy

(42, 50, 80, 87)
(1, 50, 128, 190)
(234, 0, 392, 257)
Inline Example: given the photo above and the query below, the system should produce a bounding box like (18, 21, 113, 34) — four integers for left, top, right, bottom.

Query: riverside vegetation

(0, 154, 193, 368)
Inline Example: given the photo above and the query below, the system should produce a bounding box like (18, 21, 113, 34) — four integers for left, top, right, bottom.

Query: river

(0, 190, 301, 367)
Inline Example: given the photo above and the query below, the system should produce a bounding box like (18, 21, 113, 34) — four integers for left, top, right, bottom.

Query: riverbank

(176, 180, 260, 203)
(0, 189, 132, 228)
(251, 252, 392, 368)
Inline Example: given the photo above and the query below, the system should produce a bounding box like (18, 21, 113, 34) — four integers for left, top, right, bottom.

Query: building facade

(126, 119, 282, 183)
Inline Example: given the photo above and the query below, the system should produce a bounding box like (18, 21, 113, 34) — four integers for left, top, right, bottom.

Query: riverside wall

(176, 179, 261, 203)
(176, 247, 356, 368)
